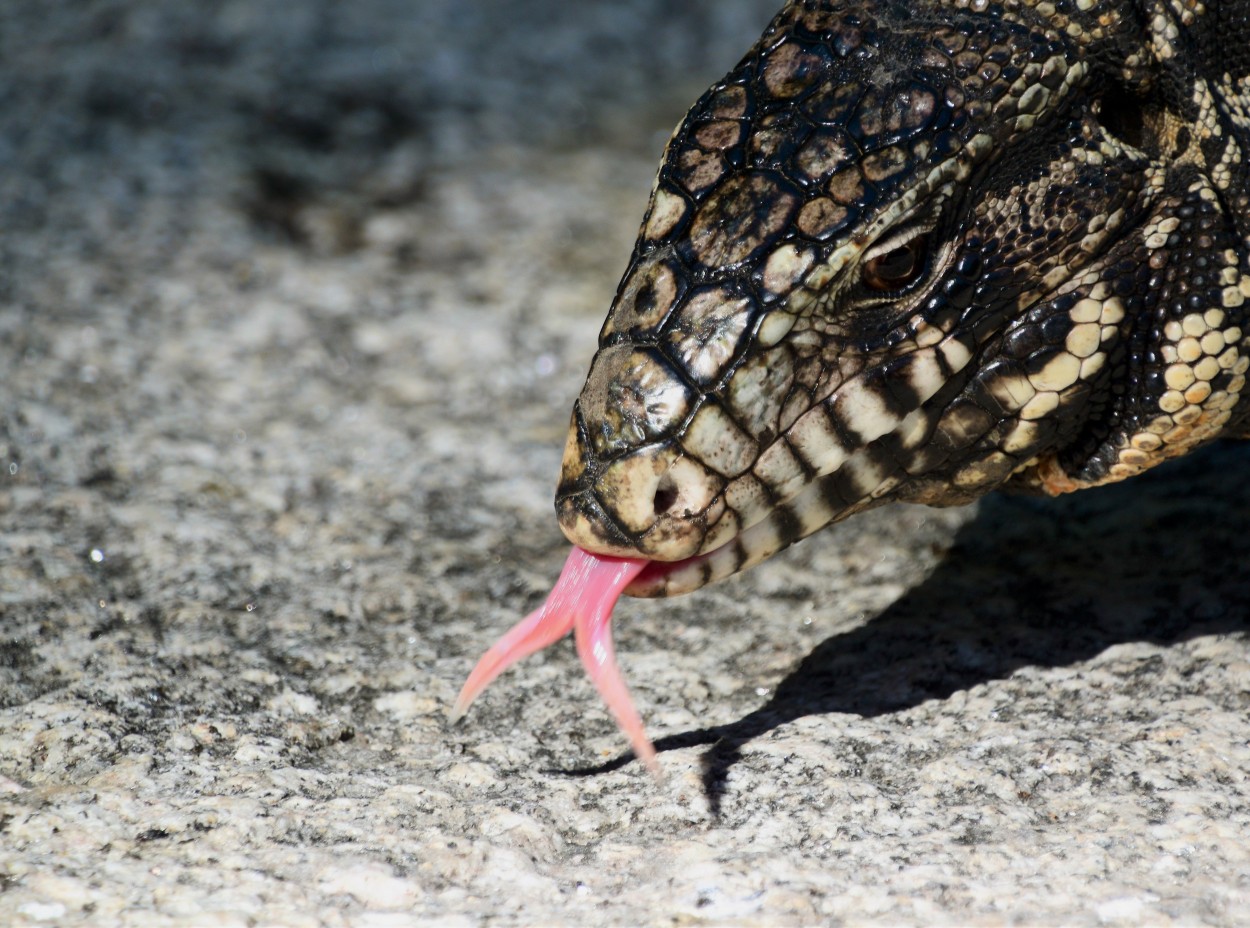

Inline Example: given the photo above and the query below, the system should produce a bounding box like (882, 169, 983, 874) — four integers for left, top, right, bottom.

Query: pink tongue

(450, 548, 658, 773)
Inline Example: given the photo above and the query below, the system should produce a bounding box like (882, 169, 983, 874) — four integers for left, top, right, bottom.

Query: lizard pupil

(863, 234, 929, 291)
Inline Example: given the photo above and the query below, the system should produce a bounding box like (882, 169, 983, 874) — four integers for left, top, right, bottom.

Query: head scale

(557, 0, 1152, 595)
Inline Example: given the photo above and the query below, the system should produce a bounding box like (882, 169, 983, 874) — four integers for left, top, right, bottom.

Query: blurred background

(0, 0, 784, 588)
(0, 0, 781, 307)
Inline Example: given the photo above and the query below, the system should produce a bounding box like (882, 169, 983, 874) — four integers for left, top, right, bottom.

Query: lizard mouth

(626, 549, 712, 597)
(622, 439, 895, 598)
(559, 313, 983, 597)
(559, 422, 917, 599)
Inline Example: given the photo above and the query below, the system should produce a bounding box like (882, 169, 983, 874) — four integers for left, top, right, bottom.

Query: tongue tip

(446, 693, 471, 725)
(632, 735, 663, 779)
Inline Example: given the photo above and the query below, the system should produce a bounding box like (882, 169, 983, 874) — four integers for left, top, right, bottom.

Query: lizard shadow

(557, 441, 1250, 812)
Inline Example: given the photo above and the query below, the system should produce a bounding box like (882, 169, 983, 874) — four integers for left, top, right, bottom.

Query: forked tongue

(450, 548, 658, 774)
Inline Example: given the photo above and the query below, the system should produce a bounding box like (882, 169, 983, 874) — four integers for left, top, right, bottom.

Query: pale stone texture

(2, 2, 1249, 926)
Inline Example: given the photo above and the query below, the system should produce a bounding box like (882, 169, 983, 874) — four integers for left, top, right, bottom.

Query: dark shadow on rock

(555, 441, 1250, 812)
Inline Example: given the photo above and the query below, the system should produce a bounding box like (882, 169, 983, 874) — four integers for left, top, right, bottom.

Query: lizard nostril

(576, 448, 717, 558)
(653, 473, 680, 517)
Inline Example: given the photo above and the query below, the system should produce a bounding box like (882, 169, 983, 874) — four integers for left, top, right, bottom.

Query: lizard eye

(862, 234, 929, 291)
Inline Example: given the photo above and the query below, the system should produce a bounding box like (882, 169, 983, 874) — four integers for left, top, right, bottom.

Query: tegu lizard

(454, 0, 1250, 770)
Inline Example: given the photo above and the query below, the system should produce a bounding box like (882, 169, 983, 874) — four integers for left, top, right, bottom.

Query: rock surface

(2, 1, 1249, 925)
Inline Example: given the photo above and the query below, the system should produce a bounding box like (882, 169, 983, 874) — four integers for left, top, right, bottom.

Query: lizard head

(556, 0, 1159, 596)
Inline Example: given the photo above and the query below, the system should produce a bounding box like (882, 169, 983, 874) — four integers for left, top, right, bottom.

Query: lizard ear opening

(1095, 82, 1151, 154)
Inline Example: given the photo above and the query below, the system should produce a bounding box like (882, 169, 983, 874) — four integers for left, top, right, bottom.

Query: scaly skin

(556, 0, 1250, 596)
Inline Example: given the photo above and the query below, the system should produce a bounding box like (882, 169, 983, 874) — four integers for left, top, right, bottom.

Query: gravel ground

(2, 2, 1249, 925)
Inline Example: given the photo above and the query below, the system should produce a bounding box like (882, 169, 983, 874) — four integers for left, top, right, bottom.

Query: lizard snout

(555, 422, 725, 562)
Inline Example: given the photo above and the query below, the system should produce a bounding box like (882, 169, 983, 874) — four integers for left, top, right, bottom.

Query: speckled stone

(2, 2, 1250, 926)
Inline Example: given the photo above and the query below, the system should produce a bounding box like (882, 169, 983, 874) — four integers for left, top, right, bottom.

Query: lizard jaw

(623, 440, 897, 597)
(561, 329, 980, 596)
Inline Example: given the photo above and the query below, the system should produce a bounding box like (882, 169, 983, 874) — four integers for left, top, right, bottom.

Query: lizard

(453, 0, 1250, 768)
(556, 0, 1250, 597)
